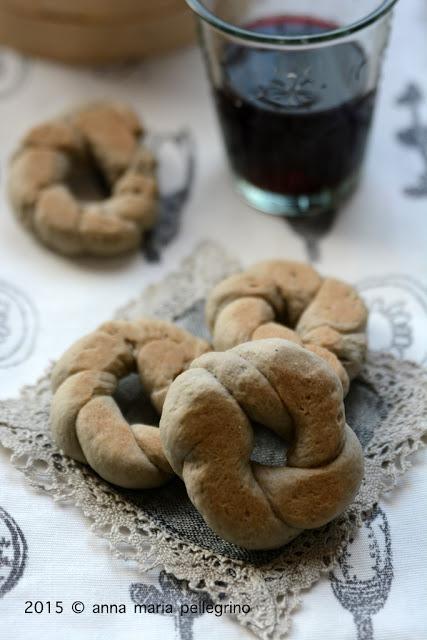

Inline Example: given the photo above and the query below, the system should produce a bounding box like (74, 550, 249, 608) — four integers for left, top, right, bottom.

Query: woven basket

(0, 0, 196, 64)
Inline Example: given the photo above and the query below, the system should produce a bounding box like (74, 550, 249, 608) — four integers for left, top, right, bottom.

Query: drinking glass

(186, 0, 398, 216)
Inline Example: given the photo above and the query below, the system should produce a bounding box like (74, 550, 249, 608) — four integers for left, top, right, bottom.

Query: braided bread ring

(160, 339, 364, 549)
(8, 101, 158, 257)
(206, 260, 368, 394)
(50, 318, 210, 488)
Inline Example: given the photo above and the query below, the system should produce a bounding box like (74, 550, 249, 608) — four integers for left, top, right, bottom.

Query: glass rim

(185, 0, 398, 46)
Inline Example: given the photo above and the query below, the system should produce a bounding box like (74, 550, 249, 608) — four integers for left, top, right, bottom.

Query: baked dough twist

(50, 318, 210, 488)
(8, 101, 158, 256)
(160, 339, 364, 550)
(206, 260, 368, 394)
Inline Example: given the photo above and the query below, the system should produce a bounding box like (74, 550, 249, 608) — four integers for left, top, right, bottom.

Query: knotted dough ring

(8, 101, 158, 256)
(50, 318, 210, 489)
(160, 339, 364, 550)
(206, 260, 368, 395)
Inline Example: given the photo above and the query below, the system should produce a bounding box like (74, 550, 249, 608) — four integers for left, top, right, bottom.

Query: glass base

(234, 173, 359, 217)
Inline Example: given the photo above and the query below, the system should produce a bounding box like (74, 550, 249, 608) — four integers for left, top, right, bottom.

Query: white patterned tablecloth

(0, 1, 426, 638)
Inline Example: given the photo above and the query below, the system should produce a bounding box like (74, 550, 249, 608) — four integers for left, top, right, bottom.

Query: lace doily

(0, 242, 426, 639)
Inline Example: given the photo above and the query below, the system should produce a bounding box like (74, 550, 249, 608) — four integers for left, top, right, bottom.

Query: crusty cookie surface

(50, 318, 210, 488)
(206, 260, 368, 394)
(8, 102, 158, 257)
(160, 339, 364, 550)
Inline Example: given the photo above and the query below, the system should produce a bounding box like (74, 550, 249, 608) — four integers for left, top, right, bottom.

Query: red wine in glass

(214, 16, 376, 201)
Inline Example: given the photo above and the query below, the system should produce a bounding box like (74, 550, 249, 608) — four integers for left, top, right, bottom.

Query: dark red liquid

(213, 16, 376, 196)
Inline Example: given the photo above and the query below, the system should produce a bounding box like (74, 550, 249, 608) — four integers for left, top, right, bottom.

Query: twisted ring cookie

(206, 260, 368, 395)
(8, 101, 158, 256)
(160, 339, 364, 550)
(50, 318, 210, 488)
